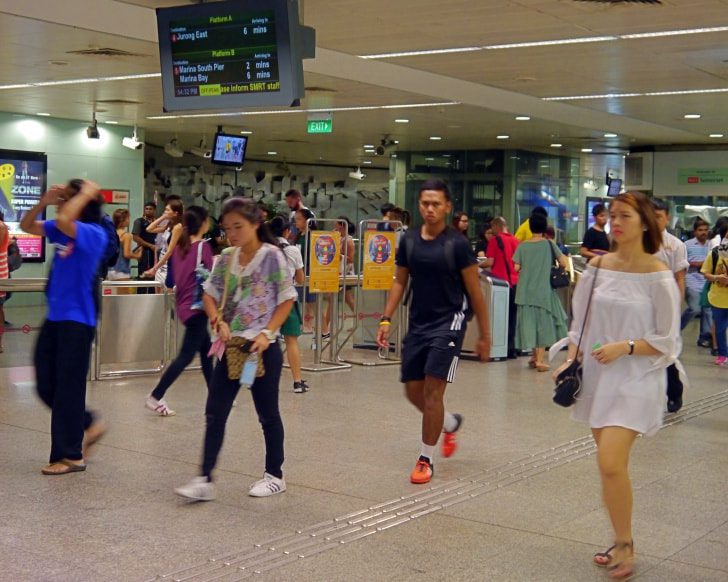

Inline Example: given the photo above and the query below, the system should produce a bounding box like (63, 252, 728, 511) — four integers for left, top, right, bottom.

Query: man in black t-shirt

(580, 203, 610, 259)
(377, 179, 491, 485)
(131, 202, 158, 293)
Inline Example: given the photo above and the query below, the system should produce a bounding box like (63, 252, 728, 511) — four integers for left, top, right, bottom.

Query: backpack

(403, 227, 473, 321)
(7, 238, 22, 272)
(99, 214, 120, 275)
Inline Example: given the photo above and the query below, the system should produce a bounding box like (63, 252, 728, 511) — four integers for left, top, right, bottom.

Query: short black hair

(380, 202, 395, 217)
(164, 194, 181, 203)
(418, 178, 451, 201)
(531, 206, 548, 218)
(144, 201, 157, 209)
(592, 203, 606, 217)
(0, 209, 4, 221)
(529, 213, 548, 234)
(268, 215, 289, 238)
(651, 198, 670, 214)
(285, 189, 301, 199)
(693, 217, 709, 231)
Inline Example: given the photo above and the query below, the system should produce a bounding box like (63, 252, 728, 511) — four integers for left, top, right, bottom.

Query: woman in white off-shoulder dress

(552, 192, 680, 579)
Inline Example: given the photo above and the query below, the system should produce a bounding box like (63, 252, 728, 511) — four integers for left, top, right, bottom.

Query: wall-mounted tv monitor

(212, 133, 248, 166)
(607, 178, 622, 197)
(156, 0, 306, 111)
(0, 149, 47, 262)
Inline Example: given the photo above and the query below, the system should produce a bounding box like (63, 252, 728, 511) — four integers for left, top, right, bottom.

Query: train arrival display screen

(157, 0, 304, 111)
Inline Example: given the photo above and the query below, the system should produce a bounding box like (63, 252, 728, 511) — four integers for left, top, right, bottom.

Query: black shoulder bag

(549, 240, 570, 289)
(553, 260, 600, 407)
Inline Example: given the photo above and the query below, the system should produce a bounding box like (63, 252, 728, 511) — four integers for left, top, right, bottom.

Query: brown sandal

(593, 544, 616, 567)
(607, 541, 634, 579)
(41, 460, 87, 475)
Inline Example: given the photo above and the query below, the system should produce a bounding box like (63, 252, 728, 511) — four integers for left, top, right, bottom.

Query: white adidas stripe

(447, 356, 460, 382)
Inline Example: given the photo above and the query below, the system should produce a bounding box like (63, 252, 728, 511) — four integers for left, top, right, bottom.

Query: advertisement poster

(308, 231, 340, 293)
(362, 231, 396, 290)
(0, 149, 47, 261)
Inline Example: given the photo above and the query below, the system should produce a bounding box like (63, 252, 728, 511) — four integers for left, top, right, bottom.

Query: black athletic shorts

(400, 326, 466, 384)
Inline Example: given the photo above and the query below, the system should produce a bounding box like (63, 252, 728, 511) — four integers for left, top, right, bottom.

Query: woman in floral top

(175, 198, 296, 501)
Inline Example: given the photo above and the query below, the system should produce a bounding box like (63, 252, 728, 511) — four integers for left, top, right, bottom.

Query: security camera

(375, 145, 386, 156)
(122, 135, 143, 150)
(86, 119, 100, 140)
(164, 138, 184, 158)
(374, 138, 396, 156)
(190, 146, 211, 158)
(348, 167, 366, 181)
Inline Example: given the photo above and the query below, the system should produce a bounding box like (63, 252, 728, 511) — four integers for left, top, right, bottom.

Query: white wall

(0, 111, 145, 277)
(653, 150, 728, 197)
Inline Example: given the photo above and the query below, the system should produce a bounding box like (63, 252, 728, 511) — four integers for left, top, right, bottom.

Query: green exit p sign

(307, 119, 333, 134)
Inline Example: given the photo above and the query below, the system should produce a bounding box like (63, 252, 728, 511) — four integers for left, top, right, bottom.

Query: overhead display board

(0, 149, 47, 262)
(156, 0, 313, 111)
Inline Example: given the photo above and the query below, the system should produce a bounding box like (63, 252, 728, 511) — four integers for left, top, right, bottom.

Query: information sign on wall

(362, 231, 396, 290)
(678, 168, 728, 185)
(308, 231, 340, 293)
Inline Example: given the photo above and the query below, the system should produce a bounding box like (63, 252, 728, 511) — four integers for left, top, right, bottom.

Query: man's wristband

(379, 316, 391, 326)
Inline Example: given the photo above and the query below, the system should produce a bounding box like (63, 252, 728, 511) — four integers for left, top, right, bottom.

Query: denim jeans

(680, 286, 712, 340)
(712, 306, 728, 357)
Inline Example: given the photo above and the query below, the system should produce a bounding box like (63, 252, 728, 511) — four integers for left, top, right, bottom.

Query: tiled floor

(1, 324, 727, 581)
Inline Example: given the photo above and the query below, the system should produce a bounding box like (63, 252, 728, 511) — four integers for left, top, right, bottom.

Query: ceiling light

(395, 119, 409, 123)
(581, 148, 593, 153)
(603, 133, 618, 138)
(147, 102, 459, 121)
(105, 120, 119, 125)
(429, 136, 442, 141)
(164, 138, 184, 157)
(267, 151, 277, 155)
(86, 114, 99, 140)
(360, 46, 481, 59)
(684, 114, 701, 119)
(515, 116, 530, 121)
(0, 72, 161, 91)
(362, 160, 372, 164)
(620, 26, 728, 39)
(36, 112, 50, 117)
(122, 126, 143, 150)
(363, 144, 374, 148)
(709, 134, 724, 138)
(545, 87, 728, 101)
(239, 130, 253, 135)
(391, 154, 397, 158)
(425, 157, 435, 161)
(496, 135, 510, 140)
(550, 143, 563, 148)
(485, 36, 616, 51)
(393, 140, 399, 144)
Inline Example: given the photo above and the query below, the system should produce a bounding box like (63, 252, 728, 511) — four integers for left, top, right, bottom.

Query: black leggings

(151, 312, 212, 401)
(201, 342, 284, 480)
(34, 320, 96, 463)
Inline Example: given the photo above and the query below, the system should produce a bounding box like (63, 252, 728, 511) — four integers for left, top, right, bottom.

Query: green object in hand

(592, 343, 602, 350)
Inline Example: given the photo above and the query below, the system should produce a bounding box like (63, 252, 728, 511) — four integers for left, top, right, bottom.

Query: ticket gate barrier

(461, 275, 509, 361)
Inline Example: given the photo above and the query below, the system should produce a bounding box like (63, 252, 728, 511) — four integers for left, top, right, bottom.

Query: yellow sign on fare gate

(362, 230, 397, 290)
(308, 231, 341, 293)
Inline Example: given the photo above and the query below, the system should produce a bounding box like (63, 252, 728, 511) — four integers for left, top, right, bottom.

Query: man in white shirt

(652, 199, 689, 413)
(681, 217, 713, 347)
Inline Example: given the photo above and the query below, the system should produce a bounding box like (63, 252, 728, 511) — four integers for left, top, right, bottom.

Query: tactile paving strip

(150, 389, 728, 581)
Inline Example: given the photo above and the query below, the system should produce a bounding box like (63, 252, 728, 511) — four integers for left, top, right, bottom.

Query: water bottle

(240, 352, 258, 389)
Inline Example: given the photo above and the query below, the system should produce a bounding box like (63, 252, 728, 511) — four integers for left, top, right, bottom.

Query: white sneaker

(248, 473, 286, 497)
(146, 396, 176, 416)
(175, 476, 216, 501)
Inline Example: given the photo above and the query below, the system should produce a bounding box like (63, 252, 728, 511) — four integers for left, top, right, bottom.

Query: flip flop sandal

(41, 460, 87, 475)
(594, 544, 616, 567)
(83, 422, 107, 459)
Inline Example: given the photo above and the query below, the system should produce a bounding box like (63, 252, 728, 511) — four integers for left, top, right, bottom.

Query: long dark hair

(166, 199, 184, 227)
(178, 205, 208, 256)
(220, 197, 279, 247)
(268, 215, 289, 239)
(296, 207, 317, 232)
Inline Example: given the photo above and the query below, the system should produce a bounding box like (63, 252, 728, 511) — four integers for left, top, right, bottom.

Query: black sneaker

(667, 398, 683, 414)
(711, 348, 719, 356)
(293, 380, 309, 394)
(697, 339, 711, 348)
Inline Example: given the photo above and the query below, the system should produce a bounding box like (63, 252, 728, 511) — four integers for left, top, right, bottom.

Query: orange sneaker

(441, 413, 463, 458)
(410, 456, 433, 484)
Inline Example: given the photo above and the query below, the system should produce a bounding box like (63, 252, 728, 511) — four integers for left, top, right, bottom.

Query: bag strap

(196, 240, 203, 267)
(574, 258, 600, 356)
(548, 239, 559, 264)
(495, 235, 513, 285)
(711, 247, 719, 275)
(217, 250, 234, 318)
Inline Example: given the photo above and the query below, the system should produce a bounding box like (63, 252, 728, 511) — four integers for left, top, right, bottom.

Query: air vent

(96, 99, 142, 105)
(67, 48, 146, 57)
(574, 0, 661, 4)
(304, 86, 337, 93)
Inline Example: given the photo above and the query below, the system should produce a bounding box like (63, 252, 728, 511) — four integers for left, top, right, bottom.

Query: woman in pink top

(0, 210, 8, 353)
(145, 206, 213, 416)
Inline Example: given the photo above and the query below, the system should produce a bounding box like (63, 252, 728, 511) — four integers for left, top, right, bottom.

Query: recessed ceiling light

(36, 112, 51, 117)
(105, 120, 119, 125)
(391, 154, 397, 158)
(496, 135, 510, 140)
(425, 157, 435, 161)
(515, 116, 530, 121)
(544, 88, 728, 101)
(709, 133, 724, 138)
(394, 119, 409, 123)
(363, 144, 374, 148)
(429, 136, 442, 141)
(240, 130, 253, 135)
(684, 114, 701, 119)
(603, 133, 618, 138)
(550, 143, 562, 148)
(394, 140, 399, 144)
(581, 148, 593, 153)
(267, 151, 277, 155)
(362, 160, 372, 164)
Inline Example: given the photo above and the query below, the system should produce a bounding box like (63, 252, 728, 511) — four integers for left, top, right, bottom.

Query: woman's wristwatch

(261, 328, 277, 341)
(627, 339, 635, 355)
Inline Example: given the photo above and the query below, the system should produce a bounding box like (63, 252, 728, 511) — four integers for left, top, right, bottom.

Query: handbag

(549, 241, 570, 289)
(553, 260, 600, 407)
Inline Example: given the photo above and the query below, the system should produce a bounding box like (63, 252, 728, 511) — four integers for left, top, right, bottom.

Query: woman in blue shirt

(20, 179, 108, 475)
